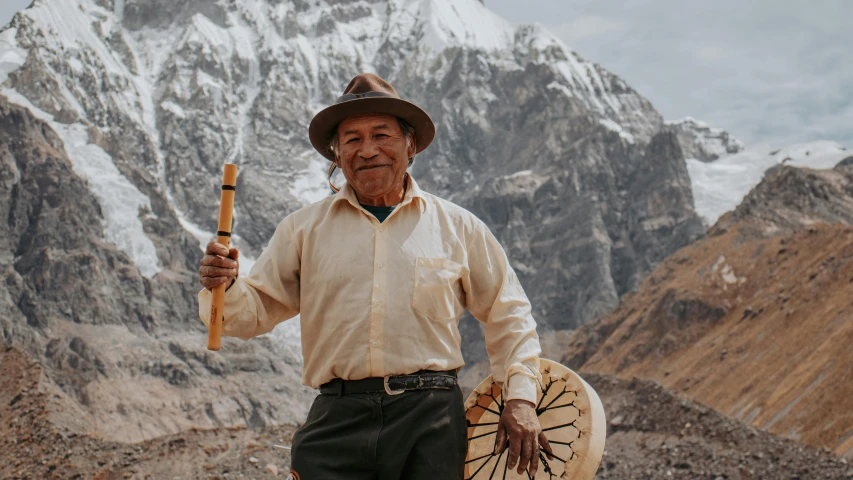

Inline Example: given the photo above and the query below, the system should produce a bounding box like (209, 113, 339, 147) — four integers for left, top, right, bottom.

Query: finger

(201, 276, 231, 290)
(200, 255, 239, 269)
(517, 435, 533, 475)
(530, 439, 539, 477)
(228, 247, 239, 261)
(200, 266, 238, 278)
(205, 242, 229, 257)
(494, 423, 507, 454)
(506, 430, 521, 471)
(539, 432, 554, 460)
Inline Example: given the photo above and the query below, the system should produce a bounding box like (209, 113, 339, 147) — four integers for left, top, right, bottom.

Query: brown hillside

(0, 345, 299, 479)
(564, 164, 853, 458)
(5, 345, 851, 479)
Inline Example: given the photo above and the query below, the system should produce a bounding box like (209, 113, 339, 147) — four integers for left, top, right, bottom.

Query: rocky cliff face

(0, 96, 313, 443)
(0, 0, 706, 440)
(563, 160, 853, 458)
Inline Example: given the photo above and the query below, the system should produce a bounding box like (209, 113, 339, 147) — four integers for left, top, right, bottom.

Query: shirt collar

(332, 174, 428, 213)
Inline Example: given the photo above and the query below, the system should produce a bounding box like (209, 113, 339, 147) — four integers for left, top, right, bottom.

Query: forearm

(485, 315, 542, 403)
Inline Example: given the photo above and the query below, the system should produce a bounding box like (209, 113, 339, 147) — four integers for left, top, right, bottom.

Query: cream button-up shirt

(198, 176, 542, 403)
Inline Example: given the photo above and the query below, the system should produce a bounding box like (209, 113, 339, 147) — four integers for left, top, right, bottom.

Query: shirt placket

(368, 221, 388, 377)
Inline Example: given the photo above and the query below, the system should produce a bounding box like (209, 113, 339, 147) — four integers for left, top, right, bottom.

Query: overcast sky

(1, 0, 850, 148)
(488, 0, 852, 149)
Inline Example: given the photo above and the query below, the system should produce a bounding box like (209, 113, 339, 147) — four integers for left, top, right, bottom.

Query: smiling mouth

(357, 165, 388, 171)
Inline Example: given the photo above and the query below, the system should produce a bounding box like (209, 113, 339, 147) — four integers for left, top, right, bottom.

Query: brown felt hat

(309, 73, 436, 161)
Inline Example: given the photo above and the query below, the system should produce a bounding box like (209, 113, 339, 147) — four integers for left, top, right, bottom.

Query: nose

(358, 137, 380, 159)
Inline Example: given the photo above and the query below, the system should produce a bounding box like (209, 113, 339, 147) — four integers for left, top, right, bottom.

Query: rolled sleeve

(506, 370, 539, 405)
(463, 223, 542, 402)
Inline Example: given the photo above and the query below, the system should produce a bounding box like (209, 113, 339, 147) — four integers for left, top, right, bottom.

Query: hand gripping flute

(208, 164, 238, 351)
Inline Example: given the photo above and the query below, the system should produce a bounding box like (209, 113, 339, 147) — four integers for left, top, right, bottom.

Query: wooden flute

(208, 163, 238, 351)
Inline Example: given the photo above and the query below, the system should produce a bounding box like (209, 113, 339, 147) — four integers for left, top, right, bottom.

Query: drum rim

(463, 359, 606, 480)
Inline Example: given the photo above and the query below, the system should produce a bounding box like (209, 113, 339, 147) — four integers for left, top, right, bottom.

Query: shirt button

(375, 283, 379, 288)
(371, 341, 379, 347)
(373, 299, 380, 305)
(377, 263, 383, 268)
(378, 226, 383, 232)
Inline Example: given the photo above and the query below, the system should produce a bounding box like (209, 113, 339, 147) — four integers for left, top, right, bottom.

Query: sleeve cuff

(505, 374, 538, 404)
(197, 279, 243, 327)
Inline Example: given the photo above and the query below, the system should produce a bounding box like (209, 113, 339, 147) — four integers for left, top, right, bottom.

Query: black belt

(320, 369, 458, 396)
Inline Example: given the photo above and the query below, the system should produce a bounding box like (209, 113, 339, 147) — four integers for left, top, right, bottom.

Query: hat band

(335, 91, 396, 103)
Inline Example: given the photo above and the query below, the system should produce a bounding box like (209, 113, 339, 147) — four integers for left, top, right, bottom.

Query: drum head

(463, 359, 606, 479)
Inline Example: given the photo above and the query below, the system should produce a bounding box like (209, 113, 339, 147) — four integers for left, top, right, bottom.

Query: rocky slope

(4, 344, 851, 479)
(0, 345, 300, 480)
(564, 160, 853, 458)
(589, 373, 852, 480)
(0, 95, 313, 445)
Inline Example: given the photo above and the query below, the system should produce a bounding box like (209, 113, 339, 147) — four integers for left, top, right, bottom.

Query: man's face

(335, 114, 415, 205)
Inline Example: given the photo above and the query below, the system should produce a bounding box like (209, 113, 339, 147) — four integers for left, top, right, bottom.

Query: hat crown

(342, 73, 400, 99)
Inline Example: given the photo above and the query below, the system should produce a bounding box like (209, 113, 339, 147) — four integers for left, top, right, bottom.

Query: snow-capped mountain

(687, 141, 850, 225)
(667, 116, 745, 162)
(1, 0, 703, 329)
(0, 0, 708, 440)
(665, 114, 850, 229)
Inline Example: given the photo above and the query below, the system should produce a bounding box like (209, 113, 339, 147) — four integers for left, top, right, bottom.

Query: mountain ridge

(564, 160, 853, 458)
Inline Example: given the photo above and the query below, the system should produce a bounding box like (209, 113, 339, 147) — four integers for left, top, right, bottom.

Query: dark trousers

(290, 386, 467, 479)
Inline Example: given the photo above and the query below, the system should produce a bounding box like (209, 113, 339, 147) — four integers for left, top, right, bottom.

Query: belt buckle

(383, 375, 406, 396)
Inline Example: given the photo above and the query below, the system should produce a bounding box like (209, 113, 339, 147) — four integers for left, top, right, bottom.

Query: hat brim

(309, 97, 436, 161)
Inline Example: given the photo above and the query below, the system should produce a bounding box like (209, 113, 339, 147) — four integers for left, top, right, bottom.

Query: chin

(355, 180, 393, 196)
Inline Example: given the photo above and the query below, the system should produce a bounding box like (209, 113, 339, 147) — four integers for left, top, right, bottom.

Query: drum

(464, 359, 606, 479)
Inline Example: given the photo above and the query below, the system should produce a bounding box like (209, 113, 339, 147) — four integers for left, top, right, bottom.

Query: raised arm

(198, 217, 301, 340)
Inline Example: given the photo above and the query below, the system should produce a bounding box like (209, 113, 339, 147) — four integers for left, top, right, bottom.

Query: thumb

(228, 247, 240, 261)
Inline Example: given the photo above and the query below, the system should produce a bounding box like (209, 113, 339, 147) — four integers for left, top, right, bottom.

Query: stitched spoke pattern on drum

(465, 376, 581, 479)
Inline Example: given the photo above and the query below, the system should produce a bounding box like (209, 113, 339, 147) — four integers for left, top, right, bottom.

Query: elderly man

(198, 73, 550, 479)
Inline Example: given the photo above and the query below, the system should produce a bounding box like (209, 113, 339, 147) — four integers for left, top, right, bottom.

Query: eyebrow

(341, 124, 392, 137)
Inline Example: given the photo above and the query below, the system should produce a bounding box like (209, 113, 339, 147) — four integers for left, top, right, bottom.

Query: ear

(407, 137, 417, 159)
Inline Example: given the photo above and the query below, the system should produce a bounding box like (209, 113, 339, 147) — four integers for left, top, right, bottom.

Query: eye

(345, 137, 359, 144)
(375, 134, 389, 139)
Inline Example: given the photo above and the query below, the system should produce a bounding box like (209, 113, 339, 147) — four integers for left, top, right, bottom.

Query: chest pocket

(412, 257, 464, 323)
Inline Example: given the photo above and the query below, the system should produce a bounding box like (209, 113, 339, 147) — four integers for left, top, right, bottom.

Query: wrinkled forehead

(337, 113, 402, 135)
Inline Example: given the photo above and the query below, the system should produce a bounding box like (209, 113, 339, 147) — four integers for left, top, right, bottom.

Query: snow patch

(160, 100, 186, 118)
(176, 214, 214, 252)
(599, 118, 635, 143)
(415, 0, 514, 54)
(289, 158, 332, 206)
(546, 81, 574, 98)
(3, 88, 161, 278)
(114, 0, 125, 22)
(0, 28, 26, 85)
(688, 141, 850, 226)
